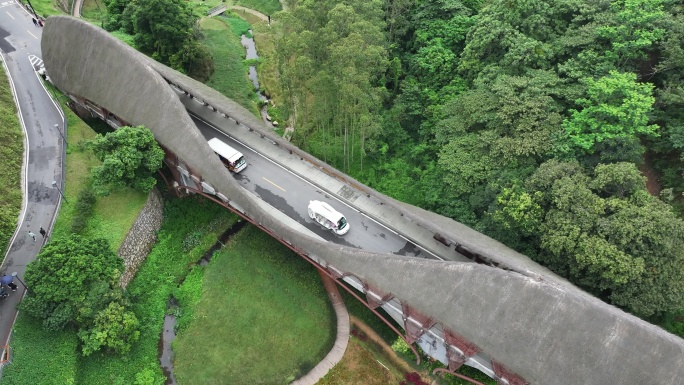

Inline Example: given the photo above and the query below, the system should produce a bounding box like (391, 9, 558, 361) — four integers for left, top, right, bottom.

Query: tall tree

(131, 0, 193, 62)
(21, 236, 123, 331)
(20, 235, 140, 354)
(492, 160, 684, 316)
(560, 71, 659, 161)
(90, 125, 165, 196)
(276, 0, 388, 172)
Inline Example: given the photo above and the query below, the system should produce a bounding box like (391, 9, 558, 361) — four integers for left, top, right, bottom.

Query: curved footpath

(229, 5, 269, 22)
(292, 273, 349, 385)
(0, 1, 66, 366)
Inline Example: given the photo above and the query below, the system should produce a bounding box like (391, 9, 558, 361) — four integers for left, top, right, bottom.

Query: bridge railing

(207, 5, 227, 16)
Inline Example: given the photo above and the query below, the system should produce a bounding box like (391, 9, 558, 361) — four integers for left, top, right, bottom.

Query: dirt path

(229, 5, 269, 22)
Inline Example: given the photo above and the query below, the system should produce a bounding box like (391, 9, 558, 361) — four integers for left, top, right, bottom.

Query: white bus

(208, 138, 247, 173)
(308, 200, 350, 235)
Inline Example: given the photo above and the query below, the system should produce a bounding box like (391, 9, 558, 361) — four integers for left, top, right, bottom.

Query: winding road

(0, 1, 65, 360)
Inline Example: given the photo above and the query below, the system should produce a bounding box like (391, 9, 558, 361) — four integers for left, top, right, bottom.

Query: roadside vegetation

(0, 63, 24, 257)
(21, 0, 63, 18)
(272, 0, 684, 336)
(2, 88, 148, 383)
(75, 197, 237, 384)
(80, 0, 106, 22)
(46, 92, 149, 247)
(235, 0, 282, 16)
(200, 16, 260, 115)
(21, 235, 140, 356)
(173, 225, 335, 384)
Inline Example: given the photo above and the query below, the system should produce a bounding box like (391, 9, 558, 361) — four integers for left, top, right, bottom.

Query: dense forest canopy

(103, 0, 215, 81)
(274, 0, 684, 320)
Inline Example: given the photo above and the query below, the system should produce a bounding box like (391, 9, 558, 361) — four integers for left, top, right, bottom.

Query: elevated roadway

(189, 109, 436, 258)
(39, 15, 684, 385)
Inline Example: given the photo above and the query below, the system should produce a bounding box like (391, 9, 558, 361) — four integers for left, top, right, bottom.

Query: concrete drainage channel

(158, 219, 249, 384)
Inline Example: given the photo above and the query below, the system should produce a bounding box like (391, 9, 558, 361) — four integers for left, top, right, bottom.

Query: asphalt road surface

(0, 2, 65, 352)
(189, 112, 436, 259)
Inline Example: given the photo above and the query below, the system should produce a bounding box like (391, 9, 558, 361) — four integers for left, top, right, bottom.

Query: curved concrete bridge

(41, 16, 684, 385)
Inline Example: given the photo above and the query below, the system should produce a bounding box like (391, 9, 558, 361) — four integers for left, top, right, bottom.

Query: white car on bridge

(308, 200, 350, 235)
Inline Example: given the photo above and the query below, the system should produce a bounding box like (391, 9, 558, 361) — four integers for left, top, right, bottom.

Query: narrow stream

(240, 28, 280, 130)
(159, 299, 179, 385)
(158, 220, 249, 383)
(241, 30, 268, 102)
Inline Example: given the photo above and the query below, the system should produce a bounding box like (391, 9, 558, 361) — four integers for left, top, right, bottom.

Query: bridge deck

(207, 5, 228, 17)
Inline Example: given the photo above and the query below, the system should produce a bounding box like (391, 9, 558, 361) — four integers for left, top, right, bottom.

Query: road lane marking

(27, 31, 37, 39)
(28, 54, 43, 67)
(262, 177, 286, 192)
(6, 12, 14, 19)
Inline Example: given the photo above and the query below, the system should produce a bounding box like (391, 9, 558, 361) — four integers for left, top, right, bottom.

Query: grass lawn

(319, 317, 497, 385)
(236, 0, 282, 16)
(0, 60, 24, 257)
(201, 17, 260, 116)
(19, 0, 64, 18)
(75, 197, 238, 384)
(80, 0, 106, 23)
(316, 337, 403, 385)
(1, 314, 78, 385)
(173, 225, 335, 384)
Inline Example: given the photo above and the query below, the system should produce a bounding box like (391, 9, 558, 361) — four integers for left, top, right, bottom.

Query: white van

(208, 138, 247, 173)
(308, 200, 350, 235)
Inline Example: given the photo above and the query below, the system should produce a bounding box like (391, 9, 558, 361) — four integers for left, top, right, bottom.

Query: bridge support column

(363, 283, 393, 310)
(401, 302, 437, 345)
(444, 330, 480, 370)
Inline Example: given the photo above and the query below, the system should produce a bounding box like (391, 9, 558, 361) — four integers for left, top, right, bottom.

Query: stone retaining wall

(118, 188, 164, 288)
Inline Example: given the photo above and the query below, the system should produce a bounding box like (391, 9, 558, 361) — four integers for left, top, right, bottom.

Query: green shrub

(266, 105, 285, 123)
(224, 15, 252, 37)
(173, 265, 205, 332)
(244, 58, 260, 67)
(71, 189, 97, 233)
(134, 367, 164, 385)
(391, 336, 412, 356)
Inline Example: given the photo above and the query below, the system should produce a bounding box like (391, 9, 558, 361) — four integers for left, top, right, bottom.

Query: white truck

(308, 200, 350, 235)
(208, 138, 247, 173)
